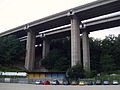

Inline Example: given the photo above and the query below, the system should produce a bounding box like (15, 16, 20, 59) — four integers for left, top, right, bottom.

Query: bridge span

(0, 0, 120, 71)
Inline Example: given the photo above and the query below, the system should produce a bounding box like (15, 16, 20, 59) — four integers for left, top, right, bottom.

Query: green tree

(113, 34, 120, 70)
(66, 64, 85, 80)
(41, 34, 120, 74)
(100, 35, 116, 73)
(100, 54, 116, 72)
(42, 37, 71, 71)
(42, 49, 70, 71)
(89, 37, 102, 72)
(42, 49, 61, 71)
(0, 35, 25, 66)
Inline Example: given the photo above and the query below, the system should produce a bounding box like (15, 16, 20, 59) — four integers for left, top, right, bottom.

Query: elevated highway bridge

(0, 0, 120, 71)
(19, 12, 120, 42)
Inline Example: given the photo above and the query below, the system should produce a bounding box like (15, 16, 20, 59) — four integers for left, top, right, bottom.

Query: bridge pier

(25, 30, 36, 71)
(42, 38, 50, 59)
(71, 15, 81, 66)
(82, 31, 90, 71)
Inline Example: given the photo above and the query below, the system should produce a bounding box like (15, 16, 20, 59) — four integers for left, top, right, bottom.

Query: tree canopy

(42, 34, 120, 74)
(66, 64, 85, 79)
(42, 37, 71, 71)
(0, 34, 120, 74)
(0, 35, 25, 66)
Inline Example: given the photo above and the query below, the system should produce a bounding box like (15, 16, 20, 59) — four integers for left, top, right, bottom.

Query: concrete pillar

(25, 30, 36, 71)
(82, 31, 90, 71)
(71, 15, 81, 66)
(42, 38, 50, 59)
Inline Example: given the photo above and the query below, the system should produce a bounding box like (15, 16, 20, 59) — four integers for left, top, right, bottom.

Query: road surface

(0, 83, 120, 90)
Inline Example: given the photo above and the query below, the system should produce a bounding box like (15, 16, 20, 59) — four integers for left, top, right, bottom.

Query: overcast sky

(0, 0, 120, 39)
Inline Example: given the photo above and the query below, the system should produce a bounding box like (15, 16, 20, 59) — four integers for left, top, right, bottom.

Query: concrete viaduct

(0, 0, 120, 71)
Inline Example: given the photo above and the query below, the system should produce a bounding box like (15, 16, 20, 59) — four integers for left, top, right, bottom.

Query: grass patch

(95, 75, 120, 83)
(0, 65, 25, 72)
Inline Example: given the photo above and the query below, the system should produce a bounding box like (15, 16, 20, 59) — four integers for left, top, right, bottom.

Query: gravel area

(0, 83, 120, 90)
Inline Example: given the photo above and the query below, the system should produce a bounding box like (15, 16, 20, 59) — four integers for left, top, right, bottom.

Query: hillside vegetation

(42, 34, 120, 74)
(0, 34, 120, 74)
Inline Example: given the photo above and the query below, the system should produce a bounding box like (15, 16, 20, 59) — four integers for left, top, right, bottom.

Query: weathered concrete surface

(0, 83, 120, 90)
(25, 30, 36, 70)
(71, 15, 81, 67)
(82, 31, 90, 71)
(42, 38, 50, 59)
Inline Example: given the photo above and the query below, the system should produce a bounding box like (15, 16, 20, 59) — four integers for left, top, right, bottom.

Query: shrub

(66, 64, 85, 80)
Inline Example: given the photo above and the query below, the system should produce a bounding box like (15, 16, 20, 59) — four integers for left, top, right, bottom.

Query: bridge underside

(0, 0, 120, 71)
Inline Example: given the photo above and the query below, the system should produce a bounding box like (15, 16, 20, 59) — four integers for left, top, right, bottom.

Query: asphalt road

(0, 83, 120, 90)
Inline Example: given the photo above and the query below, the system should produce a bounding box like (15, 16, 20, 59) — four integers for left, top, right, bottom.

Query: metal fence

(0, 77, 64, 84)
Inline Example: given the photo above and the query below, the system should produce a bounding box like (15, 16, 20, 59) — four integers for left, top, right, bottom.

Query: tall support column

(82, 31, 90, 71)
(42, 38, 50, 59)
(25, 30, 36, 71)
(71, 15, 81, 67)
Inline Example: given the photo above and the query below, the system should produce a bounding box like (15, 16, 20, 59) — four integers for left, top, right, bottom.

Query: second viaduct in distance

(0, 0, 120, 71)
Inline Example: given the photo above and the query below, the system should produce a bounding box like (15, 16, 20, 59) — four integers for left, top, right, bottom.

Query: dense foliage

(66, 64, 85, 79)
(0, 35, 25, 67)
(0, 34, 120, 74)
(42, 37, 71, 71)
(42, 34, 120, 74)
(90, 35, 120, 73)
